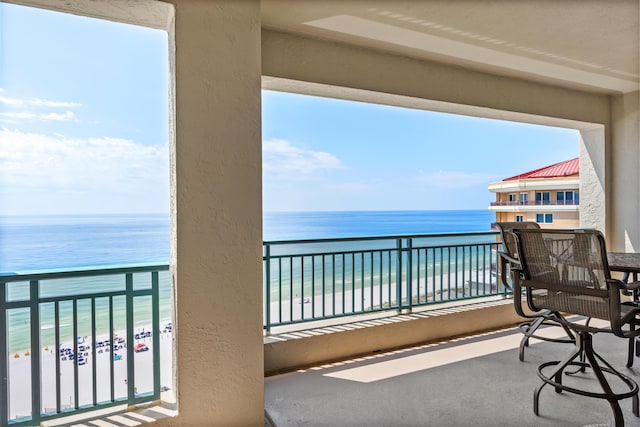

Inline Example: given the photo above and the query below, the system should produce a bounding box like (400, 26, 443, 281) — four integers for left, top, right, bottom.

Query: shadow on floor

(265, 323, 639, 427)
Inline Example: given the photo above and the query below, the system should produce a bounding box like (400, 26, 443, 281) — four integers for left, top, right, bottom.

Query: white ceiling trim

(305, 15, 639, 94)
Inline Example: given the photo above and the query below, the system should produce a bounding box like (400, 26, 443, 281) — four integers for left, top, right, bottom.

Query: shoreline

(8, 316, 173, 356)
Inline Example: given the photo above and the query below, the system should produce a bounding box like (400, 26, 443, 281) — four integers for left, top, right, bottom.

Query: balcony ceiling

(261, 0, 640, 94)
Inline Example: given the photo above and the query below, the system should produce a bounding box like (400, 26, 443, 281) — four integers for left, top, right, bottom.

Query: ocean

(0, 210, 495, 352)
(263, 210, 495, 241)
(0, 214, 170, 273)
(1, 210, 494, 272)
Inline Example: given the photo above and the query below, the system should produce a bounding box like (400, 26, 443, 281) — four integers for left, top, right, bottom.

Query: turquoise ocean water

(263, 210, 495, 241)
(0, 214, 171, 353)
(263, 210, 498, 309)
(1, 210, 494, 351)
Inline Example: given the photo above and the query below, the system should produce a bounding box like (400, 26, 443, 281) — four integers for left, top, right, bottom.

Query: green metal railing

(0, 264, 170, 426)
(263, 231, 503, 333)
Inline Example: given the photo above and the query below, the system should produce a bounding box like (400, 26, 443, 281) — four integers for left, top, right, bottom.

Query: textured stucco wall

(579, 126, 607, 234)
(262, 29, 610, 127)
(168, 1, 264, 425)
(265, 301, 522, 375)
(609, 91, 640, 251)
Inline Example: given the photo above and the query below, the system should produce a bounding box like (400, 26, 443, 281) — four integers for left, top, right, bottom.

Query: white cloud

(0, 111, 75, 121)
(31, 98, 82, 108)
(415, 169, 496, 189)
(0, 94, 81, 108)
(0, 95, 24, 106)
(0, 129, 168, 214)
(263, 139, 344, 177)
(42, 111, 76, 120)
(0, 90, 81, 124)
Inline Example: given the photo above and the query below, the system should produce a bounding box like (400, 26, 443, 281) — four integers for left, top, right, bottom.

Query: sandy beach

(266, 268, 500, 324)
(7, 324, 174, 422)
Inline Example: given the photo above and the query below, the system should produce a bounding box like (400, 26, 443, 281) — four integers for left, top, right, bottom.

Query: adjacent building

(488, 158, 579, 228)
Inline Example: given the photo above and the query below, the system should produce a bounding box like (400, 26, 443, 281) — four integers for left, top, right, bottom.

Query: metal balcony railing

(263, 231, 503, 333)
(490, 200, 579, 206)
(0, 264, 170, 426)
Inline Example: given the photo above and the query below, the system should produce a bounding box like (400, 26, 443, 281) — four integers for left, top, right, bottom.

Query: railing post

(406, 238, 413, 313)
(396, 238, 403, 313)
(30, 279, 41, 425)
(152, 271, 161, 399)
(264, 244, 271, 335)
(0, 281, 7, 426)
(125, 273, 135, 404)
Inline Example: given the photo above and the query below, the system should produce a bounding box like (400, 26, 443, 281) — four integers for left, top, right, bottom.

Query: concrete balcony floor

(265, 320, 640, 427)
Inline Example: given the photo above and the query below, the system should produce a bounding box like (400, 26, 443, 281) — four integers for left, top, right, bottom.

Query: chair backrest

(492, 221, 540, 259)
(492, 222, 541, 291)
(512, 228, 615, 325)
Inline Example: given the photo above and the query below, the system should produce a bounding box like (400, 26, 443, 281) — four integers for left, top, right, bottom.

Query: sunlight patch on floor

(323, 326, 567, 383)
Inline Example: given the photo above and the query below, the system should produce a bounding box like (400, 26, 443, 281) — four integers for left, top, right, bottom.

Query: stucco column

(609, 91, 640, 251)
(579, 125, 606, 234)
(169, 0, 263, 424)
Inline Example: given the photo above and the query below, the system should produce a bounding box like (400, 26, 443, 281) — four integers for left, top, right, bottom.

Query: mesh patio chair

(511, 228, 640, 427)
(492, 221, 575, 361)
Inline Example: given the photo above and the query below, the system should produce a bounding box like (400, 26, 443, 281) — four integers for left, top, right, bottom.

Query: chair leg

(534, 331, 639, 426)
(582, 334, 625, 427)
(628, 322, 636, 368)
(593, 349, 640, 418)
(519, 312, 575, 362)
(520, 317, 545, 361)
(534, 337, 583, 414)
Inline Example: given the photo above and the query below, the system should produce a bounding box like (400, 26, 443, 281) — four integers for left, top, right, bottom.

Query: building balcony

(490, 200, 580, 207)
(489, 200, 580, 213)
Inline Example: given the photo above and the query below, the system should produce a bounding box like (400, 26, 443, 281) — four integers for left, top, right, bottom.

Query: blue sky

(263, 91, 579, 212)
(1, 3, 579, 215)
(0, 3, 169, 215)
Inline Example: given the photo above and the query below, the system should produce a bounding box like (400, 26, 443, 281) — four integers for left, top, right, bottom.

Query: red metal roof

(503, 158, 579, 181)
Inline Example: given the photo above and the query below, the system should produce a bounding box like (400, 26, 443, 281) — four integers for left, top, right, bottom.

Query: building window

(519, 192, 528, 205)
(508, 193, 517, 203)
(535, 192, 550, 205)
(567, 190, 579, 204)
(557, 190, 579, 205)
(516, 215, 524, 222)
(536, 213, 553, 223)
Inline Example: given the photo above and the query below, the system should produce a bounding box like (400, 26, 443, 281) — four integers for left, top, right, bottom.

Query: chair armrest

(499, 251, 519, 266)
(498, 251, 520, 291)
(608, 279, 640, 292)
(624, 281, 640, 292)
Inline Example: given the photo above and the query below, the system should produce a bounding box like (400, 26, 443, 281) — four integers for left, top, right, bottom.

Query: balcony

(490, 200, 580, 207)
(1, 232, 516, 425)
(5, 232, 638, 426)
(489, 199, 580, 214)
